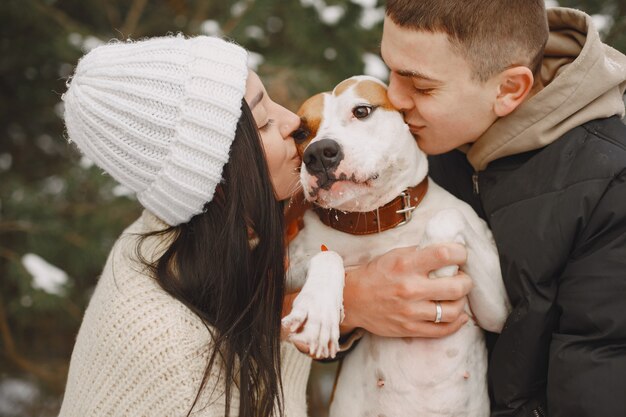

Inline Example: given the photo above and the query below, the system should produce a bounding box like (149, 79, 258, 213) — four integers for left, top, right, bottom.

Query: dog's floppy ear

(295, 92, 326, 156)
(292, 119, 313, 158)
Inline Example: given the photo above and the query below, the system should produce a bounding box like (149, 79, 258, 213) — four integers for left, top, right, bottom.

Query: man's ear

(493, 66, 534, 117)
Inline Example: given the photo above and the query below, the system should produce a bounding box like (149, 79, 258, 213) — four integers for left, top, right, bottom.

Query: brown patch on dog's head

(332, 78, 358, 97)
(354, 80, 395, 110)
(292, 78, 395, 157)
(295, 92, 325, 156)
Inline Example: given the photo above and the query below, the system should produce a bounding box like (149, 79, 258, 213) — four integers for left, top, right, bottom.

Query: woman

(59, 35, 308, 417)
(59, 34, 474, 417)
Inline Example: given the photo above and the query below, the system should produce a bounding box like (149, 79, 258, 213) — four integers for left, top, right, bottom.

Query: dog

(282, 75, 511, 417)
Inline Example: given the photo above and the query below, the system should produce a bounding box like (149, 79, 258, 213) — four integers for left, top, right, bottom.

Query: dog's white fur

(283, 76, 510, 417)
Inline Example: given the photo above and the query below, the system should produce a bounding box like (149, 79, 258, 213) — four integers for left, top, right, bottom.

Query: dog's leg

(423, 208, 510, 332)
(422, 208, 466, 278)
(282, 250, 345, 358)
(459, 218, 511, 333)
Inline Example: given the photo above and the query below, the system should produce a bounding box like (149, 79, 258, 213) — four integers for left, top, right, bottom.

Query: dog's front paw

(283, 293, 343, 359)
(282, 250, 345, 359)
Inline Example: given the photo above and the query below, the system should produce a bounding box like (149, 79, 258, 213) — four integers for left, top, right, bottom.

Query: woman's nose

(279, 106, 301, 139)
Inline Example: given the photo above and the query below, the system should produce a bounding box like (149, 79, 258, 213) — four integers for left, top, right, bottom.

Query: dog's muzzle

(303, 139, 344, 175)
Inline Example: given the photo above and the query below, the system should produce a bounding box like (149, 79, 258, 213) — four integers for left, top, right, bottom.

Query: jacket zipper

(588, 126, 626, 151)
(472, 172, 480, 194)
(533, 405, 546, 417)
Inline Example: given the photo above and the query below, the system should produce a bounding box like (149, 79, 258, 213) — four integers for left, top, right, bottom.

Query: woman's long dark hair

(137, 99, 286, 417)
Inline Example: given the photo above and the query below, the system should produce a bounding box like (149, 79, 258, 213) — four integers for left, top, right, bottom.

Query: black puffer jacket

(429, 116, 626, 417)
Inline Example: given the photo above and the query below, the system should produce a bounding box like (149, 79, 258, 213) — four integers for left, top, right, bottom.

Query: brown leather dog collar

(313, 178, 429, 235)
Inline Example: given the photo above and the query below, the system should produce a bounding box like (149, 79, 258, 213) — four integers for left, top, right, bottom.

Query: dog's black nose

(303, 139, 343, 174)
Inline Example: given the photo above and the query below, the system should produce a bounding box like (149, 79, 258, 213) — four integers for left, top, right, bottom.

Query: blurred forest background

(1, 0, 624, 416)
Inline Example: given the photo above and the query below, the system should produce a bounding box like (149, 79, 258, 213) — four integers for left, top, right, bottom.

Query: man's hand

(341, 243, 472, 338)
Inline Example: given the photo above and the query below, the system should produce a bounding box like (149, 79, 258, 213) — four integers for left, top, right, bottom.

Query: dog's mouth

(306, 171, 379, 201)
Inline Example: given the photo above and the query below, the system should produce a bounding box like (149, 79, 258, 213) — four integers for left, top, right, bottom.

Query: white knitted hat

(63, 35, 248, 226)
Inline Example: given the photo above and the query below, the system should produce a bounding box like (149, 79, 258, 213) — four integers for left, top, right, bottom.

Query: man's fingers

(422, 272, 473, 300)
(384, 243, 467, 274)
(395, 271, 473, 302)
(427, 298, 468, 323)
(414, 242, 467, 272)
(411, 314, 469, 338)
(394, 299, 469, 332)
(291, 338, 310, 354)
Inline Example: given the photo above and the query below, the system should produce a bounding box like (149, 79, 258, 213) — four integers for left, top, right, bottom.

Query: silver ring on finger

(434, 301, 443, 324)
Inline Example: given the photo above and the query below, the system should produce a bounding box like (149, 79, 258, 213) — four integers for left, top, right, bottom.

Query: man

(380, 0, 626, 415)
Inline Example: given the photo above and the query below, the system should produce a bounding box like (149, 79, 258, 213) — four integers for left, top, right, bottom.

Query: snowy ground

(0, 376, 60, 417)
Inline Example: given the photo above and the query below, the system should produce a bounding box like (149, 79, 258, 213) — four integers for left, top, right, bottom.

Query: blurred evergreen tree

(0, 0, 623, 416)
(558, 0, 626, 52)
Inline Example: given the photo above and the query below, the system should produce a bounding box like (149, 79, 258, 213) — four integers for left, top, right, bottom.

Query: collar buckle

(395, 190, 416, 227)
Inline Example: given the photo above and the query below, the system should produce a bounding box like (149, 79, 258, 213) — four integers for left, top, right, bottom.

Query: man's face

(381, 17, 499, 155)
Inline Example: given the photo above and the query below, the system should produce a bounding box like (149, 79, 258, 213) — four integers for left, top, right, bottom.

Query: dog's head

(294, 75, 428, 212)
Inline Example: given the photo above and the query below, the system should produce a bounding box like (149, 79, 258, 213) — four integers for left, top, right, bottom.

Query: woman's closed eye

(260, 119, 275, 131)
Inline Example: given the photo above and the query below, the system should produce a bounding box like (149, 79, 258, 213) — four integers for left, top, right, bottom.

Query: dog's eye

(292, 128, 310, 143)
(352, 105, 373, 120)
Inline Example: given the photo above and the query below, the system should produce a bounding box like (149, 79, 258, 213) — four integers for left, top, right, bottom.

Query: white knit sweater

(59, 211, 312, 417)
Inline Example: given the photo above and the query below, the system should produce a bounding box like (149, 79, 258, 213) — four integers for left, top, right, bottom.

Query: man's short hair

(385, 0, 549, 82)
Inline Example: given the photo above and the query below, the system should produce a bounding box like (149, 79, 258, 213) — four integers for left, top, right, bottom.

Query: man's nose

(387, 75, 413, 112)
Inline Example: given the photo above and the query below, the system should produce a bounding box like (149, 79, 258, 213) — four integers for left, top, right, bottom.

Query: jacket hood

(467, 7, 626, 171)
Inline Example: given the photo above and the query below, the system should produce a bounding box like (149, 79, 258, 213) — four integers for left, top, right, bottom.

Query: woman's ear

(493, 66, 534, 117)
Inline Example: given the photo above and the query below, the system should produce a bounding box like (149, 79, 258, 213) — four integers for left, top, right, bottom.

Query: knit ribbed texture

(63, 36, 248, 226)
(58, 211, 311, 417)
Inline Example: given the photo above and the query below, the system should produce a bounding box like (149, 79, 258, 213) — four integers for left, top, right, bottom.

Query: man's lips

(408, 124, 425, 134)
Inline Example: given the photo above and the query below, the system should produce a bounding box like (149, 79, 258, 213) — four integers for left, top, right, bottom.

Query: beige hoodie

(467, 7, 626, 172)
